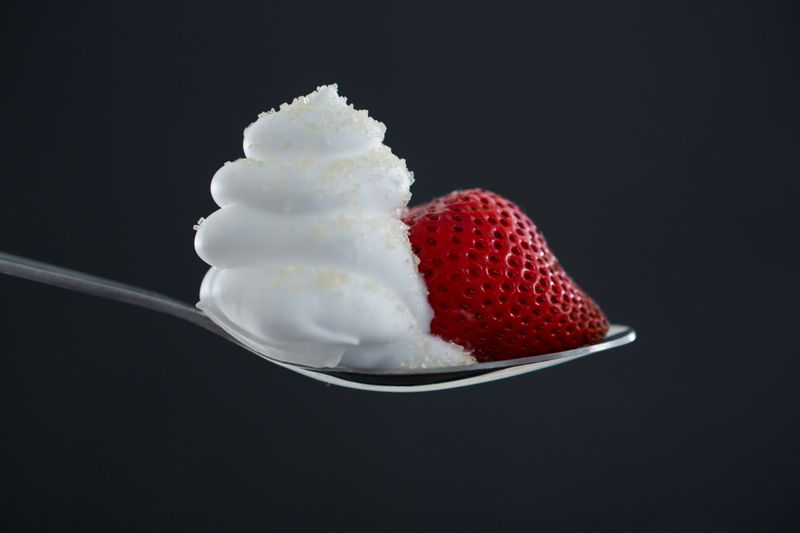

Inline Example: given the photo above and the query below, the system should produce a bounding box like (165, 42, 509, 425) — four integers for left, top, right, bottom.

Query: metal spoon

(0, 251, 636, 392)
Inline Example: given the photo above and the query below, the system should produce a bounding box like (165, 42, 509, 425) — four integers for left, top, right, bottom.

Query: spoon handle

(0, 251, 221, 334)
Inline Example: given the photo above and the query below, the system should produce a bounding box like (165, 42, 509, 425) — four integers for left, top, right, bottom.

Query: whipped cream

(195, 85, 474, 369)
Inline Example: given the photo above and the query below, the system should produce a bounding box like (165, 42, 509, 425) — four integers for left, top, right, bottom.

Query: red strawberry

(404, 189, 608, 362)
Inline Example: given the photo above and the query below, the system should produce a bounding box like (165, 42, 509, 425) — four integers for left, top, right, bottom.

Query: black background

(1, 1, 798, 531)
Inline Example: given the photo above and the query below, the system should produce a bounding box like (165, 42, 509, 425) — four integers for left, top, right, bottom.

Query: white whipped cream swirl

(194, 85, 474, 369)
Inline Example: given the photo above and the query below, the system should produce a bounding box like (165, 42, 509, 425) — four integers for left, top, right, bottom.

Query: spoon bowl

(264, 324, 635, 392)
(0, 252, 636, 392)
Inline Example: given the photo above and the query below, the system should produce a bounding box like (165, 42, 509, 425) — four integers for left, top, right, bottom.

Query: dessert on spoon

(0, 84, 634, 392)
(193, 84, 631, 382)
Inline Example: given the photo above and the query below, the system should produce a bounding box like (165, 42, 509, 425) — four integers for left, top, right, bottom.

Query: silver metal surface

(0, 251, 636, 392)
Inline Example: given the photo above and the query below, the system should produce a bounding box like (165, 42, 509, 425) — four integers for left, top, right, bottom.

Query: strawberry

(404, 189, 608, 362)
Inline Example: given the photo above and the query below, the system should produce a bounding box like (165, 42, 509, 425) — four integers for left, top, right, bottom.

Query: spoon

(0, 251, 635, 392)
